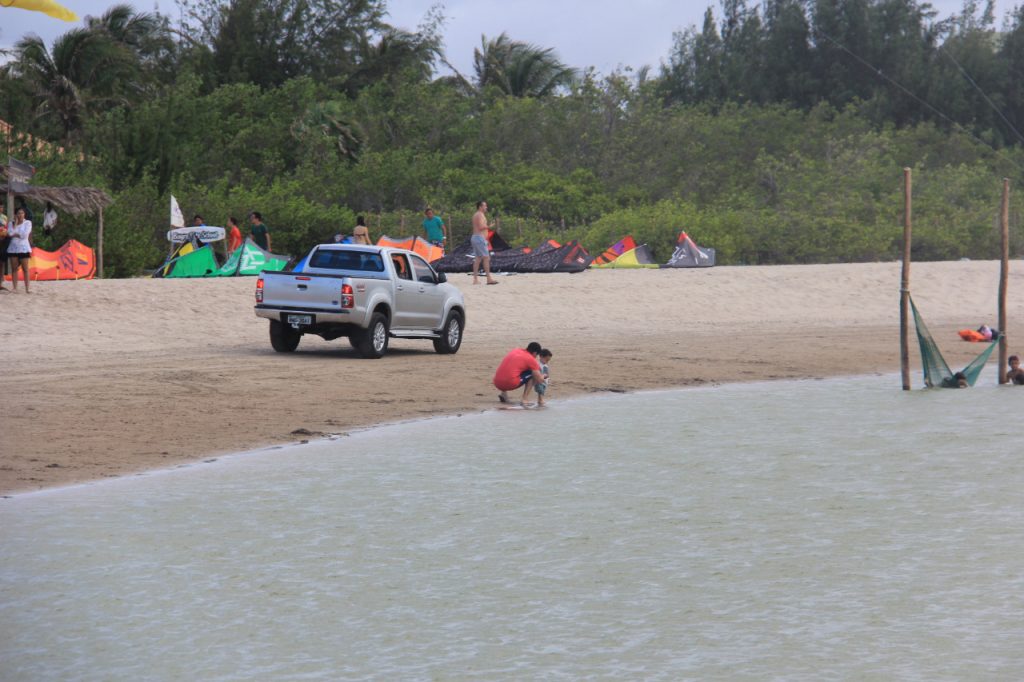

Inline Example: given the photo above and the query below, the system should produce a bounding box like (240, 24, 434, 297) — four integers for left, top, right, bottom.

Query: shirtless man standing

(471, 200, 497, 285)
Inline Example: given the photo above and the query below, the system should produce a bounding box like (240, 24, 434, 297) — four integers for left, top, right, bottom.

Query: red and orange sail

(591, 236, 637, 266)
(3, 239, 96, 281)
(375, 235, 445, 263)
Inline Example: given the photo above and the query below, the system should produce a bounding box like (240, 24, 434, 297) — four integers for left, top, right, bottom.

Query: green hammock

(910, 296, 998, 388)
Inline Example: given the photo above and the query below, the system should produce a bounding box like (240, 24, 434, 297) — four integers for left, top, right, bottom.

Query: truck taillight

(256, 277, 264, 303)
(340, 283, 354, 309)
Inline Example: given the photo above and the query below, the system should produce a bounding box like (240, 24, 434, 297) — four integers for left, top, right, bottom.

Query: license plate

(286, 314, 312, 326)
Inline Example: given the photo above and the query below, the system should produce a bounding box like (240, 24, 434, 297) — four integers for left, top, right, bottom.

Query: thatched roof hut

(1, 167, 113, 216)
(2, 162, 114, 275)
(3, 184, 113, 216)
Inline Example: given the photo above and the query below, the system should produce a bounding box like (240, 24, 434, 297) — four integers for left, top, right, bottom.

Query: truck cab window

(393, 255, 412, 280)
(411, 255, 436, 283)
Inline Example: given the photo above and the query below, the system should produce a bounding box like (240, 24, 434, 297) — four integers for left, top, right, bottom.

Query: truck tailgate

(263, 273, 344, 310)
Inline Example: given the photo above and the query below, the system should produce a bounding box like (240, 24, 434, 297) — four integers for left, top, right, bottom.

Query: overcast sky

(0, 0, 1014, 76)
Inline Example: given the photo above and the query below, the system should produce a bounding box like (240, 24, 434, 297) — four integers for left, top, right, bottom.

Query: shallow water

(2, 375, 1023, 680)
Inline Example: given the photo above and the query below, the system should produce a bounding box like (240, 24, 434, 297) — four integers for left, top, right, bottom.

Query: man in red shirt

(226, 216, 243, 252)
(493, 341, 544, 405)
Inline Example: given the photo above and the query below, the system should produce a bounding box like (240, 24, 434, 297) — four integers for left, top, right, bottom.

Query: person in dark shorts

(0, 212, 9, 291)
(6, 206, 33, 293)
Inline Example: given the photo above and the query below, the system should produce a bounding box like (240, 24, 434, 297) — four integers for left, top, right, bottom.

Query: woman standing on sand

(0, 210, 8, 291)
(7, 207, 33, 293)
(352, 215, 372, 245)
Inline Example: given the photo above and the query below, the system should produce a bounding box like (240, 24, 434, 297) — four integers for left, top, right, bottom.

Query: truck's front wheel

(433, 311, 463, 354)
(269, 320, 301, 352)
(356, 312, 389, 358)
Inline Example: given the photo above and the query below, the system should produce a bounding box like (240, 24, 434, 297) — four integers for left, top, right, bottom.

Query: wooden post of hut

(97, 206, 105, 278)
(999, 178, 1010, 383)
(900, 168, 913, 391)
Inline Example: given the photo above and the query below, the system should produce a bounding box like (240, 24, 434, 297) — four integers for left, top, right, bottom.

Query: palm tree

(472, 32, 576, 97)
(86, 4, 163, 48)
(5, 5, 165, 146)
(344, 27, 441, 95)
(6, 29, 120, 145)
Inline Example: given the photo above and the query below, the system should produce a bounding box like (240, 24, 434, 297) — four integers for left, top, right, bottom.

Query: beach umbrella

(1, 0, 79, 22)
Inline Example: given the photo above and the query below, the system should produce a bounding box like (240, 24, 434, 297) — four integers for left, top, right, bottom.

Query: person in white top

(7, 207, 33, 294)
(43, 202, 58, 236)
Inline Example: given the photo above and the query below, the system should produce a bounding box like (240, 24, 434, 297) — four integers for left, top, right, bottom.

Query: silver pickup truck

(254, 244, 465, 358)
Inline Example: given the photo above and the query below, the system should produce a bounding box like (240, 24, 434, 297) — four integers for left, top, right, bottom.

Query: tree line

(1, 0, 1023, 276)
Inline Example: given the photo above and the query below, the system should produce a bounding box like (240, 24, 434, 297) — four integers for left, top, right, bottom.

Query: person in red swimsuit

(493, 341, 544, 405)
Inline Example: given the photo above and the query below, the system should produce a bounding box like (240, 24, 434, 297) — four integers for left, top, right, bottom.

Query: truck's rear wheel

(433, 311, 463, 354)
(356, 312, 389, 358)
(269, 320, 301, 352)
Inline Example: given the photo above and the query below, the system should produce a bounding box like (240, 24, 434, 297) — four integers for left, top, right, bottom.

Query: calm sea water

(2, 374, 1023, 681)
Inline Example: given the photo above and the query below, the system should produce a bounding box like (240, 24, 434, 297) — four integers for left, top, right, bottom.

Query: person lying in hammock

(941, 372, 970, 388)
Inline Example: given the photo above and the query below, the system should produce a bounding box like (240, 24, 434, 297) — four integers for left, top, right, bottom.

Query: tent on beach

(2, 239, 96, 281)
(591, 244, 659, 269)
(663, 231, 715, 268)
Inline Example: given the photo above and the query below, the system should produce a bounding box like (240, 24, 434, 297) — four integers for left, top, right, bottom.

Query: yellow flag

(1, 0, 79, 22)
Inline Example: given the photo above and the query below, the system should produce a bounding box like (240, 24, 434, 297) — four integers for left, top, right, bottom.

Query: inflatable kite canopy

(152, 238, 290, 278)
(591, 244, 659, 269)
(375, 235, 445, 263)
(2, 0, 78, 21)
(591, 236, 638, 266)
(664, 231, 716, 268)
(3, 239, 96, 281)
(433, 236, 591, 273)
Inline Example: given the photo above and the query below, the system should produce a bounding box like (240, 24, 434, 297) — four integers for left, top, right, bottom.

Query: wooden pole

(97, 206, 104, 279)
(999, 178, 1010, 384)
(900, 168, 913, 390)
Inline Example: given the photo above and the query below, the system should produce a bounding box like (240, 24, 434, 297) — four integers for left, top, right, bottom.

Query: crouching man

(493, 341, 544, 406)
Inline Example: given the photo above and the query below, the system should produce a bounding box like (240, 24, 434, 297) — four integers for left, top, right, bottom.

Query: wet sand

(2, 260, 1020, 494)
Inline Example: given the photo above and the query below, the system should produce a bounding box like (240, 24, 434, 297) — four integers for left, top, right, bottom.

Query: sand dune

(2, 260, 1021, 494)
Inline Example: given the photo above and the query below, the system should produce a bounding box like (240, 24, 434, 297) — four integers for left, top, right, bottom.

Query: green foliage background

(5, 0, 1024, 276)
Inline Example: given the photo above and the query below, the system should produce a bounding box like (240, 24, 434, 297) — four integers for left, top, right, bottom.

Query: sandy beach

(1, 260, 1020, 495)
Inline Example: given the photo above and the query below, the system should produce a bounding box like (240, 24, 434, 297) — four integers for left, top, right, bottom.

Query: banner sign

(167, 226, 225, 243)
(7, 156, 35, 192)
